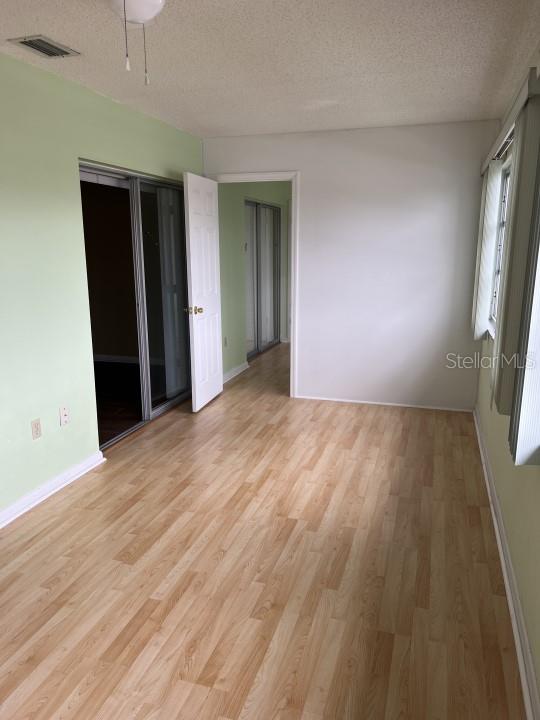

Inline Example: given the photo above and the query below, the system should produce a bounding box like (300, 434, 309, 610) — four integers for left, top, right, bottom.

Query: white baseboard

(294, 393, 472, 413)
(223, 361, 249, 384)
(473, 409, 540, 720)
(0, 451, 105, 530)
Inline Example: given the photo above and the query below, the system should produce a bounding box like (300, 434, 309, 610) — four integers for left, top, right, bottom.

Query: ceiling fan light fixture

(110, 0, 165, 82)
(110, 0, 166, 25)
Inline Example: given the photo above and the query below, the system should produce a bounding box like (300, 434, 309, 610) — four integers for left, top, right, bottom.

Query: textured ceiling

(2, 0, 540, 137)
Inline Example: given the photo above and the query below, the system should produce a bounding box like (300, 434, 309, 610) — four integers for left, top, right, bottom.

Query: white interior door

(183, 172, 223, 412)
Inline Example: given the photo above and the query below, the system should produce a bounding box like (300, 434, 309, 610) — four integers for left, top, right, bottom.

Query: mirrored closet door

(140, 183, 190, 411)
(245, 201, 280, 358)
(80, 167, 190, 448)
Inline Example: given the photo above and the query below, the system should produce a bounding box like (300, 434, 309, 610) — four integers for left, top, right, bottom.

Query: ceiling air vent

(8, 35, 80, 58)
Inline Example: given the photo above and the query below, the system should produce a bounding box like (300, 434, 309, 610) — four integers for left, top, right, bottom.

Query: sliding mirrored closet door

(140, 183, 190, 411)
(245, 203, 258, 356)
(245, 201, 280, 358)
(258, 205, 280, 351)
(80, 168, 191, 448)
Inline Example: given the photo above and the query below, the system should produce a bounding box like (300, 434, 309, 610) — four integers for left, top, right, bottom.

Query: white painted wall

(205, 121, 498, 409)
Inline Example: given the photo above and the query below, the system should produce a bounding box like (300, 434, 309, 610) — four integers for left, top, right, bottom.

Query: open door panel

(183, 172, 223, 412)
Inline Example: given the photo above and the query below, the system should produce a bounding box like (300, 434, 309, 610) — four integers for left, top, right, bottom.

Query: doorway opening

(80, 167, 191, 448)
(216, 177, 293, 396)
(215, 172, 298, 397)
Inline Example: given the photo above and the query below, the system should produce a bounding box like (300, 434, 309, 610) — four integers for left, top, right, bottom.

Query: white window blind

(490, 170, 511, 321)
(472, 160, 503, 340)
(471, 173, 487, 333)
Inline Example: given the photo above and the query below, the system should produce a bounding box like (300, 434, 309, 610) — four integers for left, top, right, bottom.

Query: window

(509, 167, 540, 465)
(489, 166, 512, 324)
(471, 154, 508, 342)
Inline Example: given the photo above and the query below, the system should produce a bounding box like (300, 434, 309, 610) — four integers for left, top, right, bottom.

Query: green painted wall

(476, 347, 540, 688)
(218, 182, 291, 373)
(0, 53, 202, 512)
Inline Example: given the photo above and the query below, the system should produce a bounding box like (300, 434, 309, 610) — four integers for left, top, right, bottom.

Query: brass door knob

(184, 306, 193, 314)
(194, 306, 204, 314)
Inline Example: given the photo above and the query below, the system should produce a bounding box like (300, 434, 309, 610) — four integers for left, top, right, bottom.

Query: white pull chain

(123, 0, 130, 70)
(143, 24, 149, 85)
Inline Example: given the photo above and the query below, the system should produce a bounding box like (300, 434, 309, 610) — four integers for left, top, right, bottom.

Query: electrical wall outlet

(31, 418, 42, 440)
(59, 406, 70, 426)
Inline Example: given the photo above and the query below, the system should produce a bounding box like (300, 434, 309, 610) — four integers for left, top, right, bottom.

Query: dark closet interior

(80, 180, 143, 445)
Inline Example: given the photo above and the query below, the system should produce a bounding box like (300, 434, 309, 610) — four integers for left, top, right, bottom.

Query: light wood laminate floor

(0, 345, 526, 719)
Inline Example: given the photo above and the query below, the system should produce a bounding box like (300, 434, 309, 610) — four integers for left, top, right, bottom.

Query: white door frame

(212, 171, 299, 398)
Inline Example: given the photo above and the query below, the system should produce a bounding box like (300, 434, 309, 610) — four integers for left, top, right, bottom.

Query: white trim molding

(0, 451, 105, 529)
(295, 394, 473, 413)
(473, 410, 540, 720)
(481, 68, 540, 174)
(212, 171, 300, 400)
(223, 361, 249, 384)
(214, 171, 296, 183)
